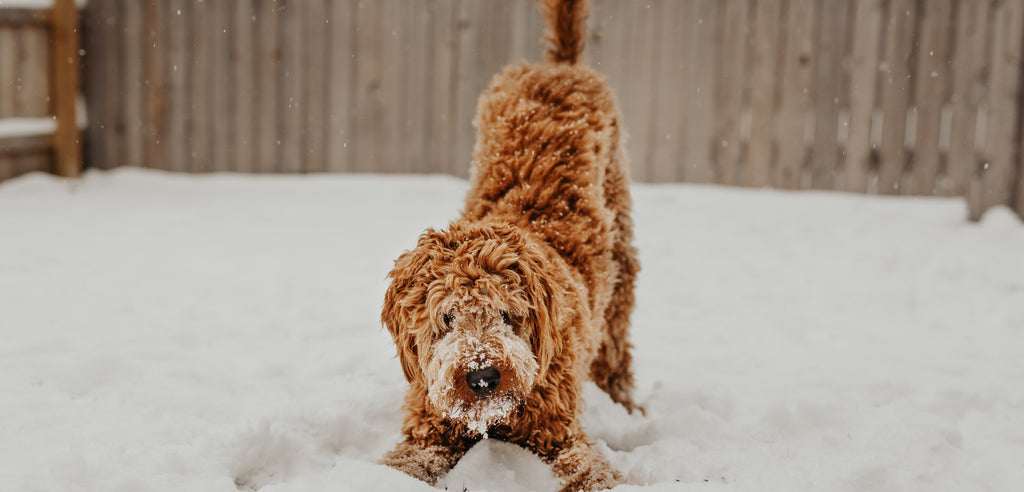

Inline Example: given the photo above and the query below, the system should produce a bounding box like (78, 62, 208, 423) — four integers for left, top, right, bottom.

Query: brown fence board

(947, 0, 990, 198)
(878, 0, 917, 195)
(810, 0, 849, 190)
(746, 0, 782, 188)
(713, 0, 748, 187)
(429, 0, 457, 176)
(682, 0, 717, 184)
(232, 0, 257, 173)
(121, 0, 143, 168)
(255, 0, 280, 173)
(649, 0, 683, 183)
(909, 0, 953, 196)
(352, 0, 380, 174)
(970, 0, 1024, 220)
(208, 1, 233, 172)
(845, 0, 884, 193)
(279, 0, 302, 173)
(326, 0, 354, 173)
(163, 0, 189, 173)
(775, 0, 816, 190)
(143, 0, 165, 172)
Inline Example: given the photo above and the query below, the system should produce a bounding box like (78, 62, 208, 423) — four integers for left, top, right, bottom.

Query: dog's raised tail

(540, 0, 588, 64)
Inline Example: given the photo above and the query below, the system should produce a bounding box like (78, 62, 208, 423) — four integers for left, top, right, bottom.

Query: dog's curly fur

(381, 1, 639, 490)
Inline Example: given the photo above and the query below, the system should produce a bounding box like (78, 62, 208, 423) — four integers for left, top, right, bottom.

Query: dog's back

(462, 0, 625, 272)
(461, 0, 640, 409)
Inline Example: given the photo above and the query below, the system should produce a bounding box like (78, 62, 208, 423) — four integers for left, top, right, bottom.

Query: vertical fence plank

(232, 0, 256, 172)
(162, 0, 189, 172)
(326, 0, 353, 172)
(746, 0, 782, 188)
(649, 0, 684, 182)
(451, 0, 480, 178)
(278, 0, 302, 173)
(969, 0, 1024, 220)
(810, 0, 849, 189)
(713, 0, 748, 187)
(775, 0, 816, 190)
(121, 0, 143, 168)
(89, 0, 122, 169)
(325, 0, 354, 172)
(946, 0, 989, 198)
(587, 0, 634, 176)
(208, 1, 233, 172)
(256, 0, 281, 173)
(303, 0, 327, 173)
(621, 2, 660, 182)
(845, 0, 883, 193)
(682, 0, 717, 183)
(378, 0, 402, 173)
(143, 0, 165, 171)
(403, 1, 429, 173)
(352, 0, 380, 173)
(189, 0, 212, 172)
(427, 0, 456, 175)
(878, 0, 916, 195)
(50, 0, 81, 176)
(910, 0, 953, 196)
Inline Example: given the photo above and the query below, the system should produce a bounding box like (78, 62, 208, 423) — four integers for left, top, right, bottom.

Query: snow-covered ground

(1, 168, 1022, 491)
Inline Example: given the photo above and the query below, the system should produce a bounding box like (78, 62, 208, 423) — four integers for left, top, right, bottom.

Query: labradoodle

(381, 0, 639, 489)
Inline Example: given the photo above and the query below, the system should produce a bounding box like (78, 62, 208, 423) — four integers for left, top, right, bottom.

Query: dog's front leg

(380, 436, 470, 485)
(543, 437, 624, 492)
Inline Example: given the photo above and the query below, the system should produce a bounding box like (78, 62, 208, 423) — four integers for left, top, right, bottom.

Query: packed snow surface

(1, 168, 1022, 491)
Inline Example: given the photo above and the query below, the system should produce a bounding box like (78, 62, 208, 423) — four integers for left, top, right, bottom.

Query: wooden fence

(66, 1, 1024, 220)
(0, 0, 82, 181)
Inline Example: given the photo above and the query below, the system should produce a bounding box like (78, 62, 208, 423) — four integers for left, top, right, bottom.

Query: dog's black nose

(466, 367, 501, 395)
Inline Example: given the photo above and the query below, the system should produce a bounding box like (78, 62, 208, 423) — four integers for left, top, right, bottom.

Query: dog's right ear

(382, 229, 444, 382)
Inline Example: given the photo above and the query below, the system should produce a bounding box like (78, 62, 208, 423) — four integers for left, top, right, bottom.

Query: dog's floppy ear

(382, 229, 444, 382)
(511, 240, 572, 382)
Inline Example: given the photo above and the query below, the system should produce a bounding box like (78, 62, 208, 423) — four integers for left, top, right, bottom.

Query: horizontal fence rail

(78, 0, 1024, 220)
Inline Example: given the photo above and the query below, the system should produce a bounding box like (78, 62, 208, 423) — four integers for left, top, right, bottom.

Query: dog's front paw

(549, 439, 625, 491)
(380, 440, 461, 485)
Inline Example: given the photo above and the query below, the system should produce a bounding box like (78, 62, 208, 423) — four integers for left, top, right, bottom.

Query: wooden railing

(0, 0, 82, 181)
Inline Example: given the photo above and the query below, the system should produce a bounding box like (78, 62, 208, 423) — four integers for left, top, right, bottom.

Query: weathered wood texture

(2, 0, 1015, 221)
(0, 1, 82, 181)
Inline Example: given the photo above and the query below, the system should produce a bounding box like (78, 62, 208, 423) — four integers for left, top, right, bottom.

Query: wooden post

(51, 0, 81, 178)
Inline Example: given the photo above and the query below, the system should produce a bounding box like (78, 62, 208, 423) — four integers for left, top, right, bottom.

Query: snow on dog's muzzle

(423, 321, 539, 436)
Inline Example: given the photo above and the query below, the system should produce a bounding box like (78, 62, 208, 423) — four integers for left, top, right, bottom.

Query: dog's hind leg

(589, 125, 642, 413)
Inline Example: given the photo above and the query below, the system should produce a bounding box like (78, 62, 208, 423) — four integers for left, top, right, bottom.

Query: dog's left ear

(382, 230, 444, 382)
(512, 240, 573, 382)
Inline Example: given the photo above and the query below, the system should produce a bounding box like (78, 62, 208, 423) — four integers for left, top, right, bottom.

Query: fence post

(51, 0, 81, 178)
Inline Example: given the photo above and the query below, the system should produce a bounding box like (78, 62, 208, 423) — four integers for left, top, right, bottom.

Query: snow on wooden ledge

(0, 0, 86, 9)
(0, 117, 56, 139)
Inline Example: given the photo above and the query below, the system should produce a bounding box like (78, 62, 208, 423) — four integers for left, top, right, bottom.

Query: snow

(0, 0, 86, 8)
(0, 117, 56, 139)
(1, 168, 1022, 491)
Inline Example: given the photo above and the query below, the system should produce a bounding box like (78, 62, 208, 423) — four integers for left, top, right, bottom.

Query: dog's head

(382, 222, 571, 435)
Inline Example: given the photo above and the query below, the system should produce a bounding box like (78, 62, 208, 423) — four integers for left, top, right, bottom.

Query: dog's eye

(500, 311, 513, 326)
(442, 312, 454, 328)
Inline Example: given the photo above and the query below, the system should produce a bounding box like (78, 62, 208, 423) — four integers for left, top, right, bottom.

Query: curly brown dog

(381, 0, 639, 490)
